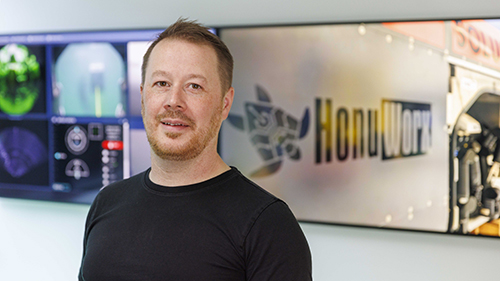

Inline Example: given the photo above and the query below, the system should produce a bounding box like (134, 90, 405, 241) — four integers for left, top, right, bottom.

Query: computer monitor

(0, 29, 165, 203)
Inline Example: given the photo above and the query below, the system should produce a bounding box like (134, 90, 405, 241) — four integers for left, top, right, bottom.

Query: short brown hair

(141, 18, 233, 92)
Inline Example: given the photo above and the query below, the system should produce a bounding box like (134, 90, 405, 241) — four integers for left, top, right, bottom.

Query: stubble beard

(142, 105, 222, 162)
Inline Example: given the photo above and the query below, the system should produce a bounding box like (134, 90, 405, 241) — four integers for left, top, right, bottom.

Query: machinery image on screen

(449, 66, 500, 236)
(0, 44, 46, 115)
(0, 29, 163, 204)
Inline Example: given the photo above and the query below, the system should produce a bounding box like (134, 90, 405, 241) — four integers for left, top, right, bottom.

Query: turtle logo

(226, 85, 310, 177)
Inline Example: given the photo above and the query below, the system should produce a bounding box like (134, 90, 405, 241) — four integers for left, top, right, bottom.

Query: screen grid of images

(3, 21, 500, 240)
(0, 30, 161, 203)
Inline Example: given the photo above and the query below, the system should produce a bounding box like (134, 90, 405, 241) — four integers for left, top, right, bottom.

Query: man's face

(140, 39, 233, 161)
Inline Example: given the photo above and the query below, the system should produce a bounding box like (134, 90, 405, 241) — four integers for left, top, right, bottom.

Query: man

(79, 18, 312, 281)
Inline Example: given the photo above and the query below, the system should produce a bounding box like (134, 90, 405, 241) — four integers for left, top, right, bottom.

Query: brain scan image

(53, 43, 127, 118)
(0, 120, 49, 186)
(0, 44, 45, 115)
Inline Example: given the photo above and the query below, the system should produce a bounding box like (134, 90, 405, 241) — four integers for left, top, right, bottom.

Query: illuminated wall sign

(220, 18, 500, 238)
(221, 23, 449, 232)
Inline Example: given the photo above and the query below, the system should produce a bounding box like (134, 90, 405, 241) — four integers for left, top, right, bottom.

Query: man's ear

(140, 85, 144, 114)
(222, 87, 234, 120)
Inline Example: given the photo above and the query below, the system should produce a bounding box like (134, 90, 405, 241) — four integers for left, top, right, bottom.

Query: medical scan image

(0, 120, 49, 186)
(0, 44, 45, 115)
(52, 43, 126, 118)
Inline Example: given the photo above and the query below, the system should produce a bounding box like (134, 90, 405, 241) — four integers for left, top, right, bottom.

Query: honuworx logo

(226, 85, 310, 177)
(381, 100, 431, 160)
(227, 85, 432, 176)
(315, 98, 432, 163)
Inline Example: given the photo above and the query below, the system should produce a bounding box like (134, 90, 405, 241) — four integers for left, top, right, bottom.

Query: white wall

(0, 198, 88, 281)
(2, 0, 500, 34)
(2, 0, 500, 280)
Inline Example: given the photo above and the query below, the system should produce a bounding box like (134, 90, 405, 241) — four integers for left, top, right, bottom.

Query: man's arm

(244, 201, 312, 281)
(78, 193, 101, 281)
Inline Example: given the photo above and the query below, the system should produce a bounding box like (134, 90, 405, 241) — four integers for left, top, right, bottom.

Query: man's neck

(148, 150, 230, 187)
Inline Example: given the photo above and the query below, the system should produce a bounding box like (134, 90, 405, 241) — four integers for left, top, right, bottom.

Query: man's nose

(165, 86, 186, 110)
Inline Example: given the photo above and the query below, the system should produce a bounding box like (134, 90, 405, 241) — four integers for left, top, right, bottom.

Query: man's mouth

(162, 122, 189, 127)
(156, 110, 195, 129)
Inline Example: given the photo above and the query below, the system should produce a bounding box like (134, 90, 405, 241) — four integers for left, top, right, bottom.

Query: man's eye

(155, 81, 167, 87)
(189, 83, 201, 90)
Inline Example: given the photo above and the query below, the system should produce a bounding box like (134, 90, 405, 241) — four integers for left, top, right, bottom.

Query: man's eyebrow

(151, 70, 169, 78)
(149, 71, 208, 83)
(186, 74, 207, 82)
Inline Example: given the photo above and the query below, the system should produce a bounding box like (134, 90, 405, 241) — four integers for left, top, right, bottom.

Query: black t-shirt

(79, 167, 312, 281)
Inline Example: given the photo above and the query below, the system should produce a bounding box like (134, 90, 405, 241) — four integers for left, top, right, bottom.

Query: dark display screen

(51, 120, 126, 203)
(0, 29, 165, 204)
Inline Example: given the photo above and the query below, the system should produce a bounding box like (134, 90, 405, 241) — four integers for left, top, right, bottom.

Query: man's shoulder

(225, 167, 278, 201)
(216, 167, 283, 218)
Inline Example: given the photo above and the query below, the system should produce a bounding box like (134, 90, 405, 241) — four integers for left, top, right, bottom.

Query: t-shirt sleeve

(244, 200, 312, 281)
(78, 193, 101, 281)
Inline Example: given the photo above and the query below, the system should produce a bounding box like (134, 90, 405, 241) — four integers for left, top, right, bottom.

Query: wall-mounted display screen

(220, 19, 500, 238)
(0, 29, 165, 204)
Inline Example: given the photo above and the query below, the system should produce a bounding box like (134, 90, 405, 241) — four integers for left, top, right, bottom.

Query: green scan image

(54, 43, 126, 117)
(0, 44, 41, 115)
